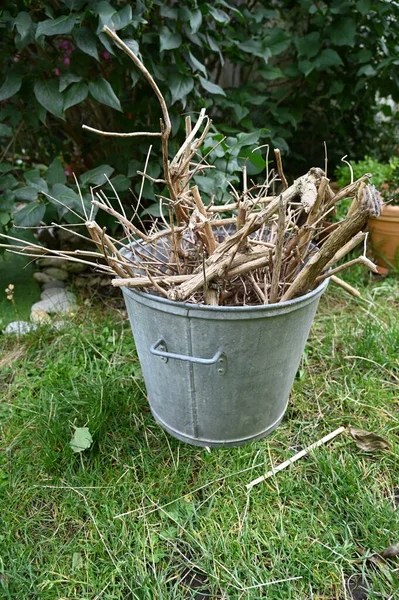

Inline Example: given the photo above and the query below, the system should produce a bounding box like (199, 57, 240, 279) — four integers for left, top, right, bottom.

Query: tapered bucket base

(122, 275, 328, 448)
(151, 407, 285, 448)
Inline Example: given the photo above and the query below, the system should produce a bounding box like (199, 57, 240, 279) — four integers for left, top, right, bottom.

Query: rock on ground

(30, 290, 77, 314)
(63, 262, 89, 273)
(41, 289, 64, 300)
(42, 280, 65, 290)
(31, 308, 52, 324)
(41, 267, 69, 281)
(3, 321, 37, 335)
(37, 257, 66, 269)
(34, 272, 57, 284)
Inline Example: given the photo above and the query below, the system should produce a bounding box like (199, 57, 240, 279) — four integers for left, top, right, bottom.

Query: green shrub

(0, 0, 398, 235)
(335, 156, 399, 205)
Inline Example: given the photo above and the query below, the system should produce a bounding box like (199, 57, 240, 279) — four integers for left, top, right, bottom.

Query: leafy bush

(336, 156, 399, 205)
(0, 0, 398, 236)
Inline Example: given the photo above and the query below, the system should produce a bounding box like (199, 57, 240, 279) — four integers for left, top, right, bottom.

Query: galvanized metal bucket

(122, 277, 328, 447)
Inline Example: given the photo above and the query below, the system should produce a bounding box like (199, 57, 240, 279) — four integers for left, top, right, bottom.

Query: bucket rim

(121, 275, 329, 313)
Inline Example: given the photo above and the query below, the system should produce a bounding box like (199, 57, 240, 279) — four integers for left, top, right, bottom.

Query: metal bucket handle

(150, 338, 227, 375)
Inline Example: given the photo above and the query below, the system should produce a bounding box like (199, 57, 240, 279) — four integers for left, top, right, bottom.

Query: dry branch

(111, 249, 270, 290)
(330, 276, 361, 297)
(281, 204, 374, 302)
(270, 196, 286, 303)
(316, 255, 378, 282)
(274, 148, 288, 190)
(4, 27, 382, 308)
(191, 185, 217, 255)
(82, 125, 162, 138)
(323, 231, 367, 270)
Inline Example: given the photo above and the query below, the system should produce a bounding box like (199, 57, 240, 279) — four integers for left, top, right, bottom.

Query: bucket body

(122, 279, 328, 447)
(369, 204, 399, 274)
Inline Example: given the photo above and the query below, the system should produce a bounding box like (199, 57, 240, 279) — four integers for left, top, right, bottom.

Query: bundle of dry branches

(0, 27, 382, 306)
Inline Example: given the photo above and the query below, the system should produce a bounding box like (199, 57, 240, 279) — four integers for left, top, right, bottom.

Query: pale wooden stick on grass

(246, 426, 345, 489)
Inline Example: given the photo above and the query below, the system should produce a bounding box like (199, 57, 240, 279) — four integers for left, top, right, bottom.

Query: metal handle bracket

(150, 338, 226, 375)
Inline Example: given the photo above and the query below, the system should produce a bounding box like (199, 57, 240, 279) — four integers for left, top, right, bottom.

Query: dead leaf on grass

(348, 426, 391, 452)
(356, 545, 395, 581)
(368, 553, 390, 573)
(380, 543, 399, 559)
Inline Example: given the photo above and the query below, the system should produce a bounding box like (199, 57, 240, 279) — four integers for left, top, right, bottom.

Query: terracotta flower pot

(368, 204, 399, 274)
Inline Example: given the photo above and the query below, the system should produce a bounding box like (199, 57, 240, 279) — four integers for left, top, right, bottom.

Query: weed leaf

(70, 427, 93, 453)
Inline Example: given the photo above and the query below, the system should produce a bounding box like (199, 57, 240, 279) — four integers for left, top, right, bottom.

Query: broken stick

(246, 426, 345, 489)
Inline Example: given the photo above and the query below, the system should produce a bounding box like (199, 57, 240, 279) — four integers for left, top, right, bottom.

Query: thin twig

(316, 256, 378, 282)
(274, 148, 288, 190)
(270, 196, 285, 303)
(330, 275, 361, 297)
(82, 125, 162, 138)
(246, 426, 345, 489)
(102, 26, 171, 135)
(92, 200, 149, 241)
(138, 144, 153, 205)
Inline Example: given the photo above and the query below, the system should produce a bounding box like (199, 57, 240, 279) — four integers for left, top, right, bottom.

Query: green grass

(0, 277, 398, 599)
(0, 253, 41, 329)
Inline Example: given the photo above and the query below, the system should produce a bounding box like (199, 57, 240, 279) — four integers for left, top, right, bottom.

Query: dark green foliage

(0, 0, 399, 234)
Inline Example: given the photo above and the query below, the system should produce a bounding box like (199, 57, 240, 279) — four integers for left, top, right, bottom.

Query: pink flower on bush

(59, 39, 74, 55)
(55, 38, 74, 67)
(54, 68, 60, 76)
(103, 51, 111, 60)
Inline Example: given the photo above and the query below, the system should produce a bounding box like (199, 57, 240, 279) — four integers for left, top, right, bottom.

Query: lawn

(1, 274, 398, 599)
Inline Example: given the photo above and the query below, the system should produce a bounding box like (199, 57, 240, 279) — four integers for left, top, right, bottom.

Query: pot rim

(369, 203, 399, 223)
(121, 275, 329, 313)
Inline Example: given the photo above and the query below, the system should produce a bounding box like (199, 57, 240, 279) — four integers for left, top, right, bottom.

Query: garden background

(1, 1, 399, 599)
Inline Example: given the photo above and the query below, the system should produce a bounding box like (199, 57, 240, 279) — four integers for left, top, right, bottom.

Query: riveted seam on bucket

(186, 315, 198, 438)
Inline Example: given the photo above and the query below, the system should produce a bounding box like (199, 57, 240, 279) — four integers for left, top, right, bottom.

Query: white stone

(31, 291, 77, 314)
(42, 267, 69, 281)
(3, 321, 37, 335)
(63, 262, 88, 273)
(37, 257, 65, 269)
(34, 272, 56, 284)
(30, 308, 51, 324)
(42, 280, 65, 290)
(41, 289, 63, 300)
